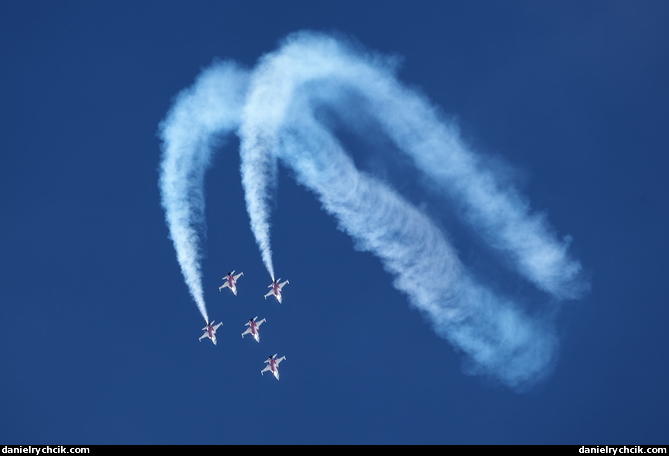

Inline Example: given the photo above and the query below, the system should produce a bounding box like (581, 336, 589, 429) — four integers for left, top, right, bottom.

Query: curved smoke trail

(159, 31, 587, 389)
(158, 62, 249, 323)
(241, 32, 585, 300)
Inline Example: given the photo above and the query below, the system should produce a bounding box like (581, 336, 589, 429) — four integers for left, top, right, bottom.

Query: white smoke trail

(159, 31, 587, 389)
(240, 84, 559, 390)
(241, 31, 586, 300)
(158, 61, 249, 323)
(237, 31, 586, 389)
(239, 108, 278, 281)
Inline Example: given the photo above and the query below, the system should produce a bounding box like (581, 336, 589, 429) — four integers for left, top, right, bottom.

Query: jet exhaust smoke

(158, 62, 249, 323)
(158, 31, 588, 390)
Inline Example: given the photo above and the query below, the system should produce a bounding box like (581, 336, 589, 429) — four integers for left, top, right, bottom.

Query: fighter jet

(219, 270, 244, 295)
(199, 321, 223, 345)
(261, 354, 286, 380)
(264, 278, 289, 303)
(241, 316, 266, 343)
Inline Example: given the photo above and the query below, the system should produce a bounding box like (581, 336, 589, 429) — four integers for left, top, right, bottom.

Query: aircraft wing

(199, 332, 208, 341)
(256, 318, 266, 327)
(219, 281, 230, 291)
(264, 290, 273, 299)
(241, 327, 252, 338)
(279, 280, 289, 289)
(234, 272, 244, 280)
(213, 322, 223, 330)
(275, 356, 286, 365)
(261, 365, 271, 375)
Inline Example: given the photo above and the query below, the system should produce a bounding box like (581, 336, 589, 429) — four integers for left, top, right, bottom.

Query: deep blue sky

(1, 1, 668, 445)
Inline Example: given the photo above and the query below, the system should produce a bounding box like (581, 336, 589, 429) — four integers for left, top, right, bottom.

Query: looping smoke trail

(238, 31, 587, 390)
(243, 31, 586, 300)
(159, 31, 587, 390)
(158, 62, 249, 323)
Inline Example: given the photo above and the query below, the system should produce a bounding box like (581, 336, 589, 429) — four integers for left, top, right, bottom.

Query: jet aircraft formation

(198, 270, 288, 380)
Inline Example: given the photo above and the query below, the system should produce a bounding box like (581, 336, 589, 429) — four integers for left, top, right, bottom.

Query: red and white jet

(261, 354, 286, 380)
(218, 270, 244, 295)
(264, 278, 289, 303)
(241, 316, 266, 343)
(199, 321, 223, 345)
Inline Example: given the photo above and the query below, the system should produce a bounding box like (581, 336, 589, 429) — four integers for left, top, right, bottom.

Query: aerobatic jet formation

(261, 354, 286, 380)
(199, 321, 223, 345)
(241, 316, 266, 343)
(264, 278, 289, 303)
(219, 270, 244, 295)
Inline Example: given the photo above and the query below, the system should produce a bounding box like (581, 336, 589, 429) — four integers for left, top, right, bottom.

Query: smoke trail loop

(159, 31, 587, 390)
(159, 62, 249, 323)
